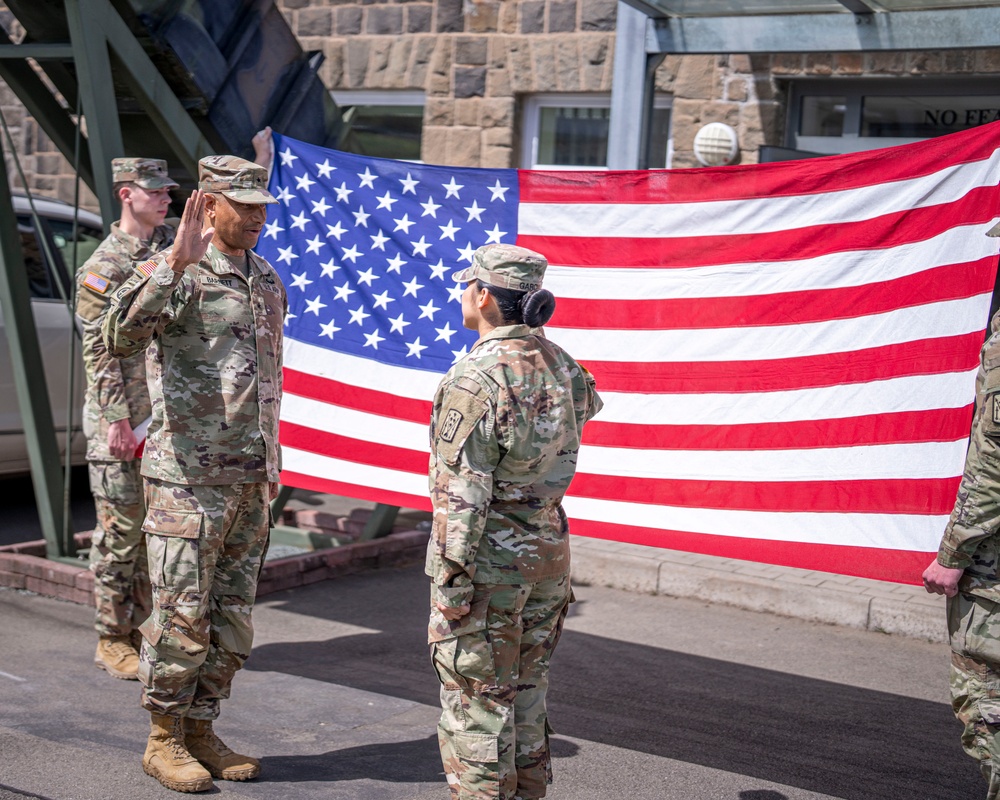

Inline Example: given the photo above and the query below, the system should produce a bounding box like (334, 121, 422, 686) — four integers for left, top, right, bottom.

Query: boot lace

(104, 638, 136, 660)
(165, 718, 192, 760)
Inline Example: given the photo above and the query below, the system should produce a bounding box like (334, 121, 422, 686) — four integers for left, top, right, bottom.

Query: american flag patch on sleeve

(81, 271, 110, 294)
(136, 260, 157, 278)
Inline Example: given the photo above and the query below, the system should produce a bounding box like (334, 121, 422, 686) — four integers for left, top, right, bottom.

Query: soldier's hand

(436, 601, 471, 621)
(922, 559, 964, 597)
(252, 126, 274, 173)
(107, 418, 138, 460)
(166, 190, 215, 274)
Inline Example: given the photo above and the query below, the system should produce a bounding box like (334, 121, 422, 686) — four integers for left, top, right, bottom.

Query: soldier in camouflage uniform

(426, 244, 603, 800)
(78, 158, 177, 680)
(925, 226, 1000, 799)
(103, 156, 283, 794)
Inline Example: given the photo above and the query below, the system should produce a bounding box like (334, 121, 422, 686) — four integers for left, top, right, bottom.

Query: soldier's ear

(204, 193, 217, 218)
(476, 286, 492, 311)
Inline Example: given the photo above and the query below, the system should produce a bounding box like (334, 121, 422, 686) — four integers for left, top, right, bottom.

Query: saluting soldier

(103, 156, 284, 794)
(426, 244, 603, 800)
(78, 157, 177, 681)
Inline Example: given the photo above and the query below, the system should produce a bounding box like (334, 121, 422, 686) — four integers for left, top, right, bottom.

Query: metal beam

(0, 29, 94, 191)
(647, 7, 1000, 53)
(64, 0, 122, 231)
(608, 1, 658, 170)
(0, 43, 74, 60)
(835, 0, 877, 13)
(0, 152, 69, 558)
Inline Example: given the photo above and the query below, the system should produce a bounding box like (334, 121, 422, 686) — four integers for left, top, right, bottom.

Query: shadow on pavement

(260, 735, 442, 783)
(247, 567, 978, 800)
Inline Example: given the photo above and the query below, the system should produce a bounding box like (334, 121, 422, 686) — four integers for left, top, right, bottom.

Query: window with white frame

(788, 79, 1000, 155)
(521, 94, 673, 169)
(331, 90, 425, 162)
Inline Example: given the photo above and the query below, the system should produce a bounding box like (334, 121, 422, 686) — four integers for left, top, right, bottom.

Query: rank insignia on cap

(136, 260, 157, 278)
(82, 271, 110, 294)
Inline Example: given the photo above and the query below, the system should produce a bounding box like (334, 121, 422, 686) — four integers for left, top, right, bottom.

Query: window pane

(861, 95, 1000, 137)
(48, 220, 103, 273)
(16, 216, 52, 299)
(340, 104, 423, 161)
(799, 96, 846, 136)
(648, 107, 672, 169)
(538, 106, 610, 167)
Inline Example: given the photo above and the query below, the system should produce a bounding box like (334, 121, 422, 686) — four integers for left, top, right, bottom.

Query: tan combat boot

(94, 636, 139, 680)
(184, 718, 261, 781)
(142, 713, 214, 793)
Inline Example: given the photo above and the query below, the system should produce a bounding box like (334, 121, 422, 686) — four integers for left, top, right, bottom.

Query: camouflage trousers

(949, 591, 1000, 799)
(87, 459, 151, 638)
(429, 576, 572, 800)
(138, 479, 269, 720)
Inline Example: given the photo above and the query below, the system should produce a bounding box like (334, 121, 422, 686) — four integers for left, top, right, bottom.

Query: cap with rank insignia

(198, 155, 277, 205)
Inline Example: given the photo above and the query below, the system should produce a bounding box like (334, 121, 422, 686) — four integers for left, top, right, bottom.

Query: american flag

(256, 126, 1000, 585)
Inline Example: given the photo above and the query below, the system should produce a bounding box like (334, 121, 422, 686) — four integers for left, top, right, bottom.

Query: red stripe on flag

(579, 334, 984, 394)
(517, 187, 998, 268)
(569, 518, 931, 585)
(519, 126, 1000, 204)
(568, 473, 960, 515)
(279, 470, 432, 513)
(582, 406, 975, 451)
(551, 259, 998, 330)
(284, 368, 433, 423)
(281, 422, 428, 474)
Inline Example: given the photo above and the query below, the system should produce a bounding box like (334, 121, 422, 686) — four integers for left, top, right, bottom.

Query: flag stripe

(519, 157, 1000, 238)
(583, 407, 975, 451)
(551, 259, 997, 330)
(583, 334, 983, 394)
(517, 186, 998, 268)
(518, 126, 1000, 204)
(567, 518, 931, 585)
(546, 226, 1000, 300)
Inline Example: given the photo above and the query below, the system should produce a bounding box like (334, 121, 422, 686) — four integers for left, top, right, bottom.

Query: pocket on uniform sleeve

(143, 507, 203, 592)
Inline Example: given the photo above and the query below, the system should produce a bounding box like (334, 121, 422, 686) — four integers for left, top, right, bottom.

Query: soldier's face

(207, 194, 267, 255)
(123, 185, 171, 228)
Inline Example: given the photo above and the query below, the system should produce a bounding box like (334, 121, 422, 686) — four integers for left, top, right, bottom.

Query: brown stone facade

(3, 1, 1000, 208)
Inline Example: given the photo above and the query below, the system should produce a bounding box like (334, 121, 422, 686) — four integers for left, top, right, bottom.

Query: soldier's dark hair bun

(521, 289, 555, 327)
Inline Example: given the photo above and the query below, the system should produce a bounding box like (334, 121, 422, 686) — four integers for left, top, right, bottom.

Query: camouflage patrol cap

(198, 155, 277, 204)
(452, 244, 547, 292)
(111, 158, 178, 189)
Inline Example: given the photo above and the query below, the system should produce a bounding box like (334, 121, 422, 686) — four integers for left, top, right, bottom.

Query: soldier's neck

(118, 211, 154, 243)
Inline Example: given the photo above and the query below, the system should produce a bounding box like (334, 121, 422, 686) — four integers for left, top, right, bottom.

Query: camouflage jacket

(939, 312, 1000, 601)
(102, 243, 286, 485)
(425, 324, 603, 612)
(76, 222, 173, 462)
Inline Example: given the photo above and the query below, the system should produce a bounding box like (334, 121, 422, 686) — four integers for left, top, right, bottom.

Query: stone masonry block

(549, 0, 577, 33)
(436, 0, 464, 33)
(456, 36, 488, 65)
(446, 126, 482, 165)
(834, 52, 863, 75)
(770, 52, 805, 76)
(506, 37, 533, 93)
(346, 39, 371, 87)
(498, 0, 518, 33)
(407, 4, 433, 33)
(728, 54, 751, 73)
(866, 51, 907, 74)
(421, 125, 449, 164)
(455, 98, 482, 127)
(555, 38, 580, 91)
(428, 38, 453, 95)
(466, 1, 499, 33)
(408, 36, 437, 86)
(531, 39, 558, 92)
(726, 77, 748, 103)
(386, 39, 414, 87)
(521, 1, 544, 34)
(674, 55, 717, 100)
(804, 54, 834, 76)
(335, 7, 363, 35)
(367, 6, 403, 35)
(581, 0, 616, 31)
(579, 35, 609, 92)
(425, 97, 455, 126)
(367, 40, 392, 87)
(454, 66, 486, 98)
(481, 97, 514, 128)
(297, 8, 333, 37)
(943, 50, 976, 73)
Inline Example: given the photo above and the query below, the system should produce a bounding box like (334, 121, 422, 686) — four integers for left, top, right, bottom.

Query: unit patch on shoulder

(440, 409, 465, 443)
(136, 259, 157, 278)
(82, 271, 110, 294)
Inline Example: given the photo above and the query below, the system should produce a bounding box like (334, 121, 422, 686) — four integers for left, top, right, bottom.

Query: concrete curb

(569, 537, 948, 643)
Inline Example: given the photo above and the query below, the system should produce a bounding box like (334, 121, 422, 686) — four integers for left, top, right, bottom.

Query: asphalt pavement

(0, 561, 979, 800)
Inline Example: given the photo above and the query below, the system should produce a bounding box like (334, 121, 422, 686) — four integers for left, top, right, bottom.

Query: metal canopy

(608, 0, 1000, 168)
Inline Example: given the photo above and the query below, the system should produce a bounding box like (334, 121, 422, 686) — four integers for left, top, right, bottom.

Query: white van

(0, 196, 103, 475)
